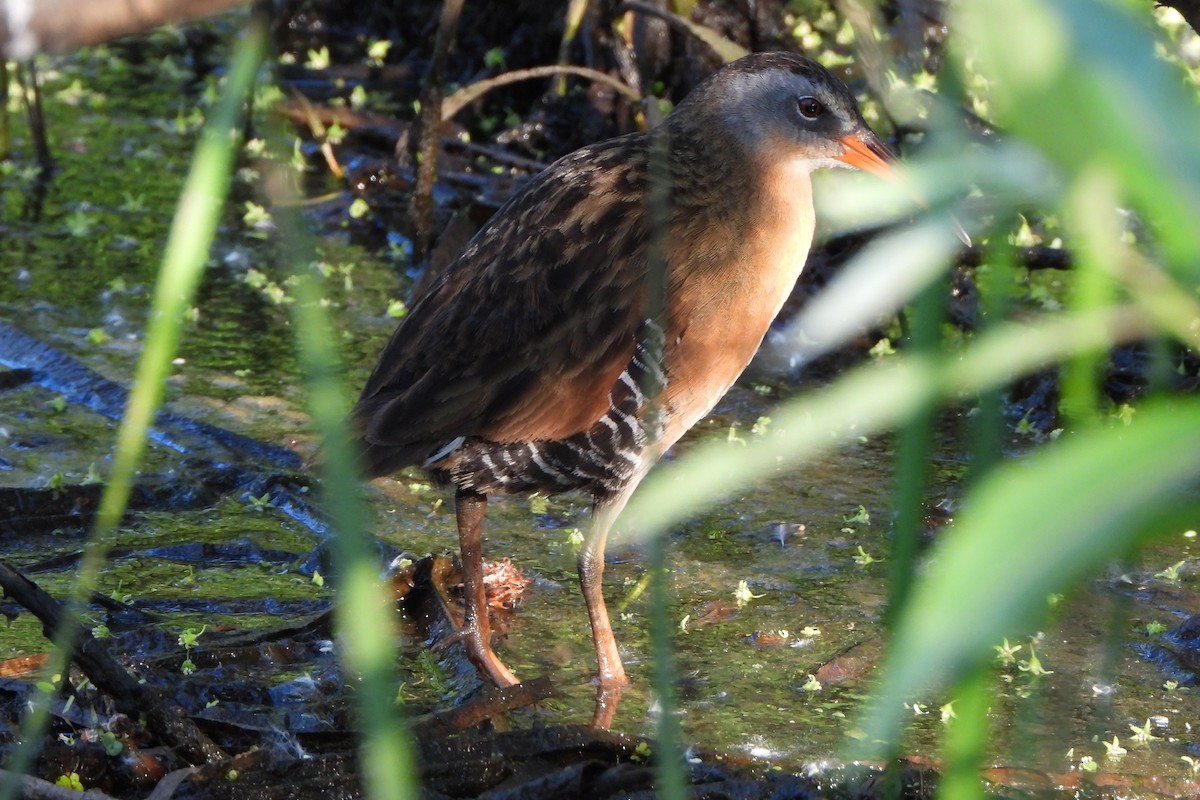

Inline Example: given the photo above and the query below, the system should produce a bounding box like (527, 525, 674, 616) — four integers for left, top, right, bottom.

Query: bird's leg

(581, 487, 635, 728)
(454, 487, 519, 687)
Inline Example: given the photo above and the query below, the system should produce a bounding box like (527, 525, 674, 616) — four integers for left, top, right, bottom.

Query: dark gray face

(668, 52, 878, 173)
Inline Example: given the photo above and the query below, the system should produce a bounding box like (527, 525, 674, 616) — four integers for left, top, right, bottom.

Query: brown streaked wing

(352, 134, 653, 476)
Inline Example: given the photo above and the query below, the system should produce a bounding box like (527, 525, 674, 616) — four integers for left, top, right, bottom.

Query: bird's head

(672, 52, 896, 180)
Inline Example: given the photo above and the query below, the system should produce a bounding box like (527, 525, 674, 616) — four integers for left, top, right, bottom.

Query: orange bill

(837, 131, 972, 246)
(836, 131, 898, 179)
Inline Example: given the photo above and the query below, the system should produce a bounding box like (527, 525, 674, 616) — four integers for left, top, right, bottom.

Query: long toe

(464, 626, 520, 687)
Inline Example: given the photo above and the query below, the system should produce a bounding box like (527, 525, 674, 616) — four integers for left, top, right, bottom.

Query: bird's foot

(449, 622, 519, 687)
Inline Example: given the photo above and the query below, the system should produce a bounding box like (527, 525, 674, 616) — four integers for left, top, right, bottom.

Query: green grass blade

(263, 150, 419, 798)
(285, 264, 419, 800)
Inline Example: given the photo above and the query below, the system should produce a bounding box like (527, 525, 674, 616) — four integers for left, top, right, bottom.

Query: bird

(352, 51, 902, 726)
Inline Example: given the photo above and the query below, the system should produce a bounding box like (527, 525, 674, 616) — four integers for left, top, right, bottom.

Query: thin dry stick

(409, 0, 465, 260)
(441, 65, 641, 121)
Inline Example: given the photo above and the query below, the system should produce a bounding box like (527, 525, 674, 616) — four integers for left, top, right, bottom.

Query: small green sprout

(484, 48, 506, 70)
(852, 546, 878, 566)
(1164, 680, 1179, 691)
(799, 625, 821, 638)
(727, 424, 746, 445)
(1017, 643, 1053, 676)
(1078, 755, 1098, 772)
(83, 463, 102, 485)
(529, 494, 549, 515)
(631, 741, 653, 763)
(350, 84, 368, 109)
(91, 624, 111, 639)
(36, 673, 63, 694)
(246, 493, 273, 512)
(312, 571, 325, 588)
(843, 505, 871, 526)
(679, 614, 690, 632)
(801, 674, 821, 692)
(1156, 560, 1187, 581)
(869, 338, 896, 357)
(179, 627, 205, 649)
(995, 638, 1022, 665)
(65, 208, 98, 238)
(750, 416, 771, 436)
(1128, 719, 1160, 744)
(306, 46, 331, 70)
(940, 702, 955, 723)
(55, 773, 84, 792)
(325, 121, 347, 146)
(179, 626, 205, 675)
(119, 191, 147, 212)
(99, 731, 123, 757)
(48, 395, 67, 413)
(386, 299, 408, 318)
(367, 39, 392, 65)
(1145, 620, 1168, 636)
(348, 197, 371, 219)
(1182, 756, 1200, 775)
(243, 202, 272, 229)
(1102, 736, 1126, 757)
(733, 579, 763, 608)
(87, 327, 110, 345)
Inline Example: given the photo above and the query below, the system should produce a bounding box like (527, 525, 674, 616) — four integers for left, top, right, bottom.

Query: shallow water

(2, 30, 1199, 794)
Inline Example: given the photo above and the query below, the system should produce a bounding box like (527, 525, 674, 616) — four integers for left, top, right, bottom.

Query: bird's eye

(797, 96, 824, 120)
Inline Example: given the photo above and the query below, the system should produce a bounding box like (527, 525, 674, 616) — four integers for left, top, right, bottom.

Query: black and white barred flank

(434, 320, 667, 498)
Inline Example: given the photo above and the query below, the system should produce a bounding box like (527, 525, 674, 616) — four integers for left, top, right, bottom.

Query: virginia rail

(353, 51, 900, 724)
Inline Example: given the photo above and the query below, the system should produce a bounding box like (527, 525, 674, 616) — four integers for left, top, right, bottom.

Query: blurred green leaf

(624, 304, 1153, 540)
(954, 0, 1200, 270)
(856, 399, 1200, 750)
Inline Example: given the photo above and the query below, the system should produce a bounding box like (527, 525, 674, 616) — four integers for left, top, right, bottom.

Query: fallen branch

(0, 561, 228, 765)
